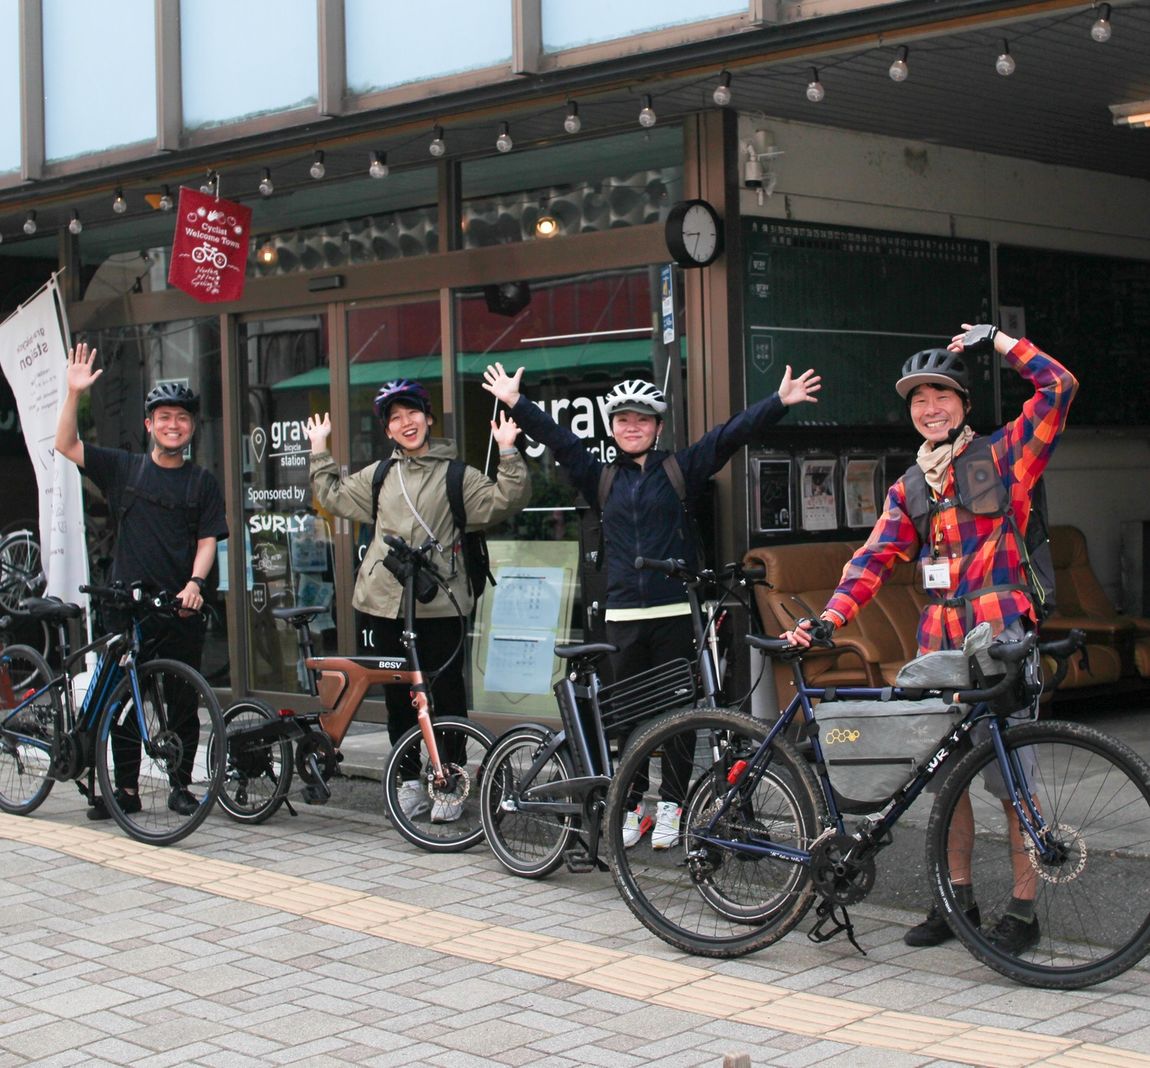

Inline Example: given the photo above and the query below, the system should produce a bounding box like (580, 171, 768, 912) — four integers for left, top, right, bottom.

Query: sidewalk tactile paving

(4, 810, 1149, 1068)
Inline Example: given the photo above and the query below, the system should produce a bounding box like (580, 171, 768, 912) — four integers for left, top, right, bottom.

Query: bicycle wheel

(212, 699, 292, 825)
(0, 644, 58, 814)
(0, 531, 45, 612)
(382, 717, 495, 853)
(606, 707, 823, 958)
(927, 719, 1150, 989)
(95, 658, 224, 846)
(479, 725, 577, 878)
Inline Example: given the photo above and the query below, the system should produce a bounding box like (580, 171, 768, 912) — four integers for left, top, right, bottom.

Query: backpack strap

(596, 464, 618, 514)
(445, 459, 468, 537)
(370, 457, 396, 525)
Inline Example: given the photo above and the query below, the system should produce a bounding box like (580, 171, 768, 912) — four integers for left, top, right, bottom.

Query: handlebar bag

(816, 696, 964, 815)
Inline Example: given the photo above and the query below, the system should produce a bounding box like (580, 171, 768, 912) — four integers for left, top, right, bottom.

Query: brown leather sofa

(745, 524, 1149, 712)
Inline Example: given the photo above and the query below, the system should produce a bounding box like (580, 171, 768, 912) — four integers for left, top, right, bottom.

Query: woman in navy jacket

(483, 362, 820, 850)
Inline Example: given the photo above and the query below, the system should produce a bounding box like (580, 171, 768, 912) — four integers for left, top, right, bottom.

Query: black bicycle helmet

(145, 382, 199, 415)
(603, 379, 668, 418)
(373, 379, 432, 421)
(895, 349, 969, 400)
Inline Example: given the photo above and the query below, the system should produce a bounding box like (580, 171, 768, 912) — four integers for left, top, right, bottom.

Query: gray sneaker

(430, 794, 464, 823)
(396, 779, 430, 819)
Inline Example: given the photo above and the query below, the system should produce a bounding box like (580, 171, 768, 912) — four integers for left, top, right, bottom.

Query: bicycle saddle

(17, 597, 84, 624)
(553, 642, 618, 660)
(272, 605, 327, 625)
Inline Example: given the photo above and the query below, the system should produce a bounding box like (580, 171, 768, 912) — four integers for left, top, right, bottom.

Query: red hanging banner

(167, 186, 252, 303)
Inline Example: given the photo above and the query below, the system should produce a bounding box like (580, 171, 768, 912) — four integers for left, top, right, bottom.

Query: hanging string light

(369, 151, 388, 178)
(995, 40, 1016, 76)
(23, 211, 37, 235)
(712, 70, 732, 107)
(112, 188, 127, 214)
(495, 122, 514, 153)
(199, 170, 216, 194)
(158, 185, 174, 211)
(889, 46, 910, 82)
(638, 94, 657, 128)
(258, 169, 274, 196)
(68, 210, 83, 235)
(563, 100, 582, 134)
(806, 67, 825, 103)
(1091, 3, 1112, 42)
(429, 125, 446, 157)
(309, 151, 326, 179)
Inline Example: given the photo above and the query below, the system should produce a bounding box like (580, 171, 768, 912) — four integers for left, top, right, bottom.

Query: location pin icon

(251, 426, 266, 464)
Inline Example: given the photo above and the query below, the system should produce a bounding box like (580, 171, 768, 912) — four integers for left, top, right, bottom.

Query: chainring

(809, 830, 876, 905)
(295, 730, 338, 784)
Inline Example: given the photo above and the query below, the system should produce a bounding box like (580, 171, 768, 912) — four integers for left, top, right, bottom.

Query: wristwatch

(189, 577, 206, 591)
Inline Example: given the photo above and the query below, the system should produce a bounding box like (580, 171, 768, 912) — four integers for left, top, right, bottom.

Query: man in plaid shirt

(785, 321, 1078, 955)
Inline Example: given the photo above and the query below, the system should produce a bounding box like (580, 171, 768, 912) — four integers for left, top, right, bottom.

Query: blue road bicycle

(0, 584, 224, 846)
(605, 577, 1150, 990)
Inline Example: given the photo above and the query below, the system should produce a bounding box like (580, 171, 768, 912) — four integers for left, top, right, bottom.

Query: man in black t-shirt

(55, 342, 228, 820)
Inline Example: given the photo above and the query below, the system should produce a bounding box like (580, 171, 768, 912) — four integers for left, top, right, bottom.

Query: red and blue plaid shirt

(826, 339, 1078, 652)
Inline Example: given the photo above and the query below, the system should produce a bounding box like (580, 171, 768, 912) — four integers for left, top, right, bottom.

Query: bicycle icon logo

(191, 243, 228, 269)
(824, 727, 861, 744)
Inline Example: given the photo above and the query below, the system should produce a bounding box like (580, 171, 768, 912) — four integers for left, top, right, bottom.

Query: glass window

(461, 129, 682, 249)
(455, 268, 685, 720)
(542, 0, 746, 52)
(0, 2, 19, 173)
(239, 315, 333, 691)
(181, 0, 317, 129)
(42, 0, 156, 161)
(345, 0, 511, 95)
(78, 318, 228, 685)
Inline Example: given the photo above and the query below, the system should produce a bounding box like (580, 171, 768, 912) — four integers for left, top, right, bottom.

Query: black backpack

(370, 457, 495, 600)
(902, 436, 1055, 622)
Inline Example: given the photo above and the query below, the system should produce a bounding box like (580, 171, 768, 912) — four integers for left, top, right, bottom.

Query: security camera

(743, 143, 764, 189)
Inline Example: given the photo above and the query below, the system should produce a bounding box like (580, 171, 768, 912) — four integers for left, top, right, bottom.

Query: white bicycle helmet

(603, 379, 668, 418)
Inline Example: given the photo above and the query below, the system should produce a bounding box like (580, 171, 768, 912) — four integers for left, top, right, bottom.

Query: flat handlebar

(634, 556, 768, 585)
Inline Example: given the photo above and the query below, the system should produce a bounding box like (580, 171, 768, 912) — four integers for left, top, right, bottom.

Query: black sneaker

(87, 789, 143, 821)
(168, 787, 199, 816)
(903, 903, 981, 947)
(986, 914, 1040, 955)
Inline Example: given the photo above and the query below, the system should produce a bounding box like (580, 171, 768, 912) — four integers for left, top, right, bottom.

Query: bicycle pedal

(301, 782, 331, 805)
(562, 848, 596, 874)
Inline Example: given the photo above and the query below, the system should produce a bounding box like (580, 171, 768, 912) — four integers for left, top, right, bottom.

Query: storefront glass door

(237, 314, 335, 691)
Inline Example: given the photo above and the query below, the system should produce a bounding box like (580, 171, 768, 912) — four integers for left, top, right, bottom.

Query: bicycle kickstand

(807, 899, 867, 956)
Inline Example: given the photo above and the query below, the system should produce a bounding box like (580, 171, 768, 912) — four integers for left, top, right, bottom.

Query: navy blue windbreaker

(511, 393, 788, 610)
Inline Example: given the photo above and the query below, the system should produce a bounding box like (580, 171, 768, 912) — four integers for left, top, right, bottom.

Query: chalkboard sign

(744, 220, 993, 430)
(998, 246, 1150, 427)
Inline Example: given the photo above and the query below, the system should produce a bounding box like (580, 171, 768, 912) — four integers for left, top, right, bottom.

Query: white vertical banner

(0, 274, 90, 607)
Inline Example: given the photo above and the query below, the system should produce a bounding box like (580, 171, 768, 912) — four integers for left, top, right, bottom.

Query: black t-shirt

(83, 444, 228, 594)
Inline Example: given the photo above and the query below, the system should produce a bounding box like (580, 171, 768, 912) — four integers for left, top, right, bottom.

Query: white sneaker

(397, 780, 430, 819)
(621, 802, 652, 848)
(430, 794, 464, 823)
(651, 801, 682, 850)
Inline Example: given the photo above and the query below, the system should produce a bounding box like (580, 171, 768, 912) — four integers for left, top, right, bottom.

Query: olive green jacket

(310, 439, 530, 619)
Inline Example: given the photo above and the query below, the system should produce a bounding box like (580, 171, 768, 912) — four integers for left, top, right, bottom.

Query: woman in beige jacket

(306, 379, 529, 819)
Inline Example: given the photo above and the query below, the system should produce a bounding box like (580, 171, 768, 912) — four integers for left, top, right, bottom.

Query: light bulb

(563, 101, 581, 134)
(256, 240, 278, 266)
(1091, 4, 1112, 42)
(429, 126, 446, 157)
(495, 122, 513, 153)
(309, 151, 325, 179)
(806, 68, 825, 103)
(712, 71, 732, 107)
(369, 151, 388, 178)
(158, 185, 174, 211)
(995, 43, 1015, 77)
(638, 95, 656, 128)
(889, 47, 909, 82)
(535, 215, 559, 238)
(23, 211, 37, 235)
(258, 169, 274, 196)
(112, 189, 127, 214)
(68, 211, 82, 235)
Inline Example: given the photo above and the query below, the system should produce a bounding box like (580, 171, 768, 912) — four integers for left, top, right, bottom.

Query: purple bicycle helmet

(373, 379, 432, 421)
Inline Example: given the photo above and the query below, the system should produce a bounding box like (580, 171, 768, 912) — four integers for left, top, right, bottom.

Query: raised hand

(482, 362, 525, 408)
(491, 410, 521, 451)
(777, 365, 821, 406)
(66, 343, 102, 394)
(305, 412, 332, 452)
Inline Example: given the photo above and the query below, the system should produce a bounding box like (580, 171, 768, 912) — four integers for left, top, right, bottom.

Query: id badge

(922, 561, 951, 590)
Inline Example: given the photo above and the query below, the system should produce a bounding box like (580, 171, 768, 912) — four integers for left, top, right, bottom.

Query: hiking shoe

(430, 794, 464, 823)
(397, 780, 430, 819)
(87, 789, 142, 821)
(622, 802, 653, 848)
(168, 788, 199, 816)
(651, 801, 682, 850)
(903, 903, 981, 947)
(986, 914, 1040, 955)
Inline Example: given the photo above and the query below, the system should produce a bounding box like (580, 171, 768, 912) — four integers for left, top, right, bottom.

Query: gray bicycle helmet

(895, 349, 969, 400)
(603, 379, 668, 418)
(145, 381, 200, 415)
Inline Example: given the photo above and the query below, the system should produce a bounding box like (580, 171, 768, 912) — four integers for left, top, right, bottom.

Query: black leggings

(360, 613, 469, 779)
